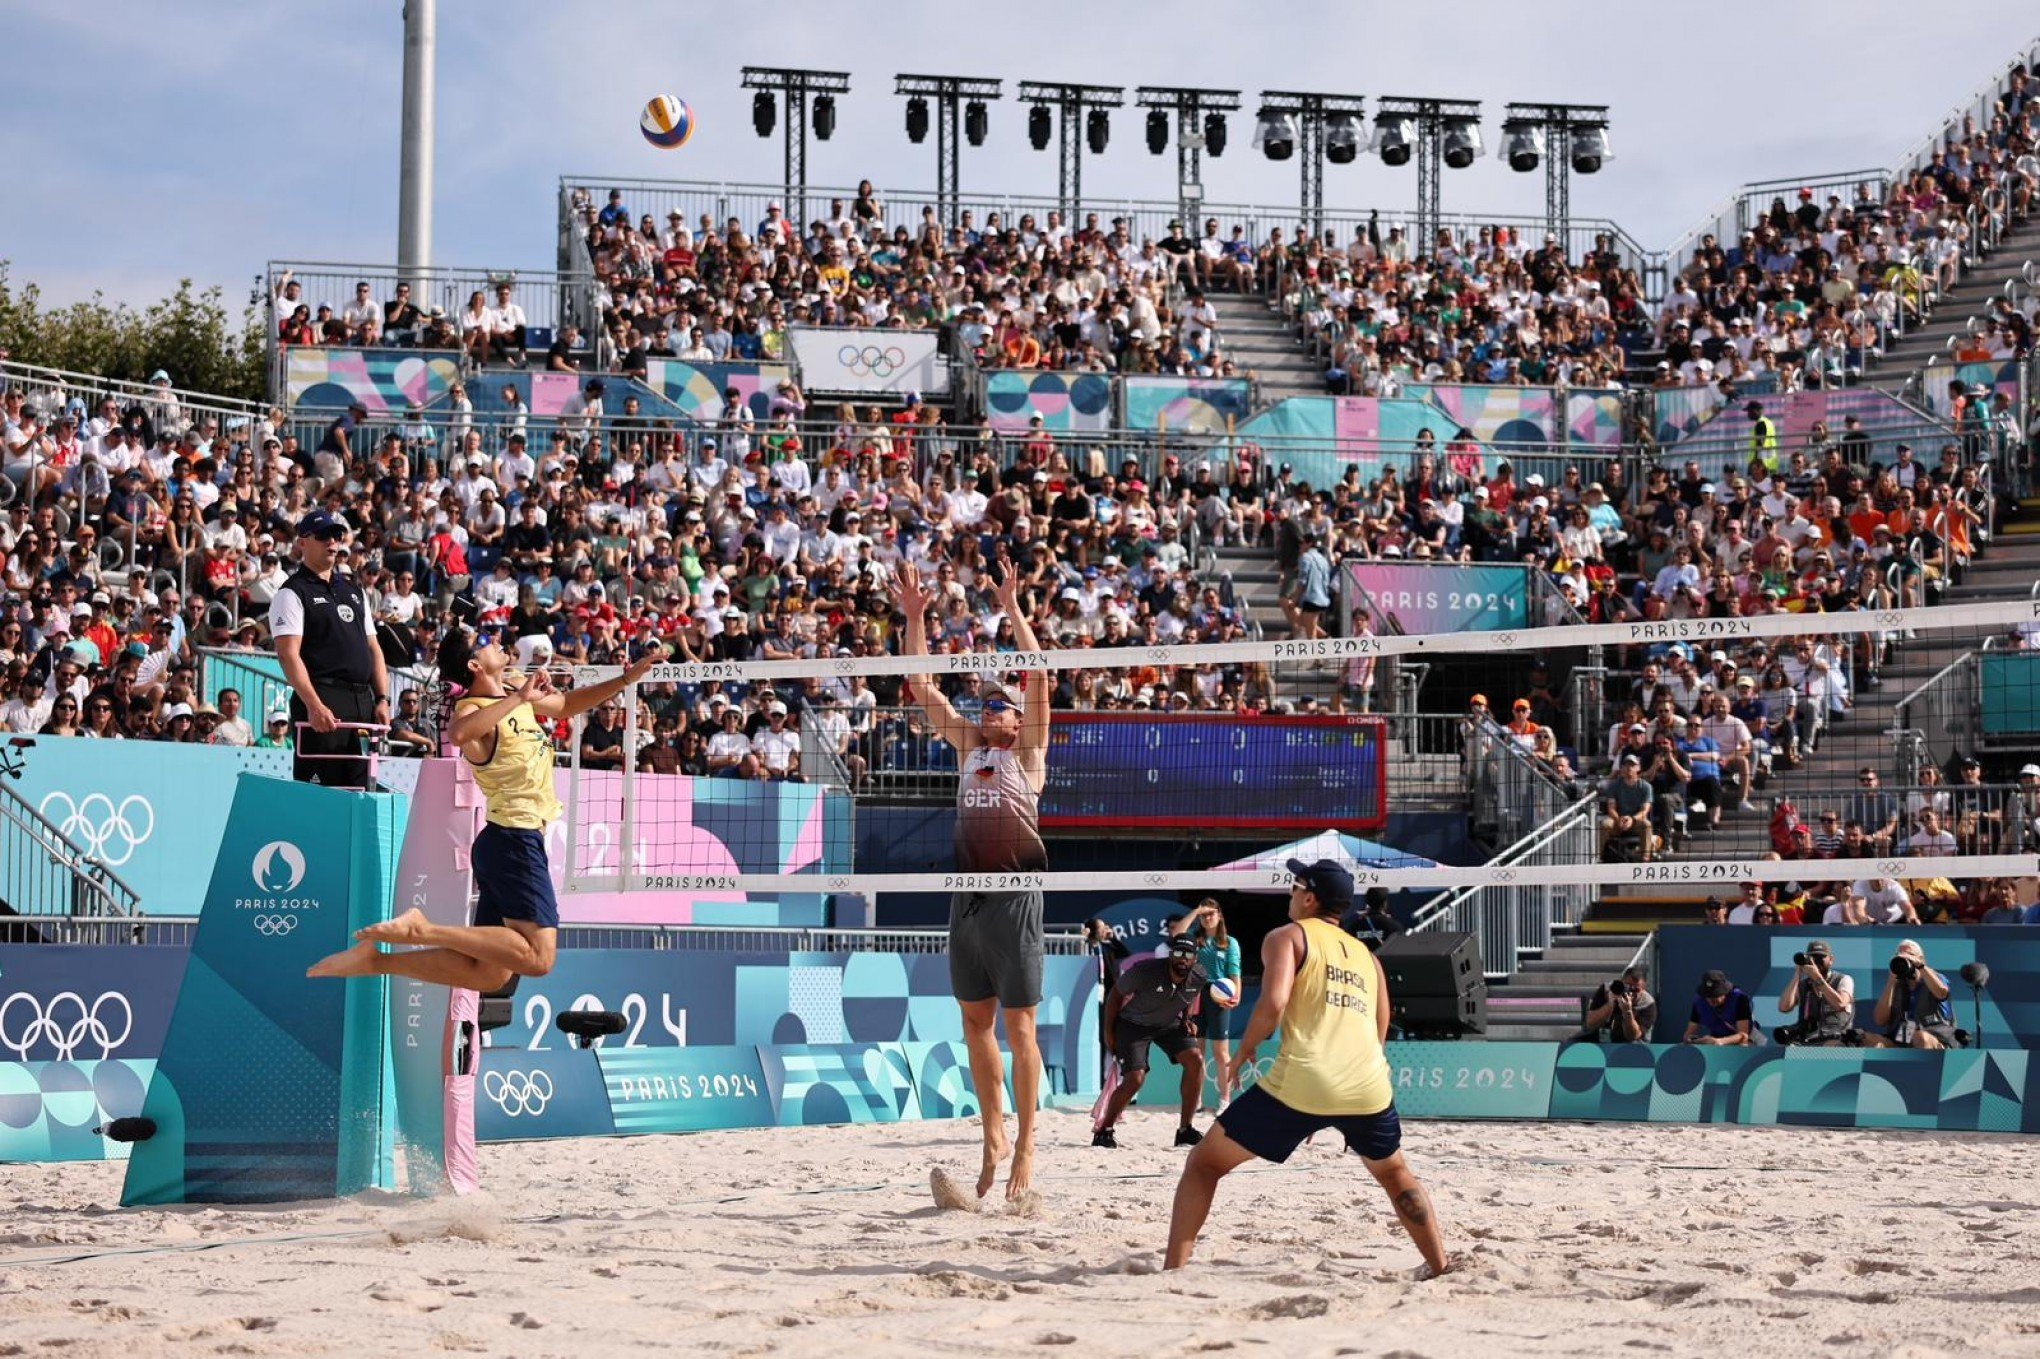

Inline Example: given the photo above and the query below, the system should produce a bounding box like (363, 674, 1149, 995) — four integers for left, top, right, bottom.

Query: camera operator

(1682, 970, 1757, 1046)
(1571, 965, 1656, 1044)
(1776, 939, 1861, 1046)
(1867, 940, 1958, 1050)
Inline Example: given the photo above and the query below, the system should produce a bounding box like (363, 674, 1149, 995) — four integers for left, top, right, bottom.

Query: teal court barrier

(122, 776, 409, 1205)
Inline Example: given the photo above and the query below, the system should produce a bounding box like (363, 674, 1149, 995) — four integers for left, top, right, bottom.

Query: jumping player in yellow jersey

(307, 628, 666, 988)
(1164, 858, 1451, 1276)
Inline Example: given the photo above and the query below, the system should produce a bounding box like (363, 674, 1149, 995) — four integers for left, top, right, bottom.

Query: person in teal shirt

(1171, 900, 1244, 1106)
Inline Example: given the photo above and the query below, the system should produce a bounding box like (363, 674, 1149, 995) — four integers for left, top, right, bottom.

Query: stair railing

(1406, 791, 1600, 981)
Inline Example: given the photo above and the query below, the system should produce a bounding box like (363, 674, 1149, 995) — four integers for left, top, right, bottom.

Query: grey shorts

(948, 889, 1045, 1008)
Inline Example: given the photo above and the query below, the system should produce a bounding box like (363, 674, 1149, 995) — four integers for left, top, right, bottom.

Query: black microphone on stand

(1959, 962, 1991, 1049)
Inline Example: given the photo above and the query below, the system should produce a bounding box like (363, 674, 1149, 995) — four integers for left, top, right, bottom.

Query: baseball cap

(1286, 857, 1355, 911)
(514, 635, 555, 668)
(162, 702, 194, 721)
(767, 700, 789, 716)
(980, 681, 1023, 708)
(1167, 933, 1199, 959)
(295, 509, 348, 540)
(1805, 939, 1833, 958)
(1699, 970, 1732, 999)
(2020, 764, 2040, 778)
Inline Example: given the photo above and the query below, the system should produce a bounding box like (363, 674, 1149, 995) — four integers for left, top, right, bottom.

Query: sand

(3, 1110, 2038, 1357)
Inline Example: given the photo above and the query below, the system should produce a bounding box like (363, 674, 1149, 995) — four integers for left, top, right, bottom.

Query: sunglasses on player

(981, 698, 1016, 715)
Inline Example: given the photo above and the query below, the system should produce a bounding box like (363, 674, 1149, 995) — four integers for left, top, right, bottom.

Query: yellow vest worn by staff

(1749, 415, 1779, 472)
(1259, 916, 1394, 1117)
(455, 694, 563, 829)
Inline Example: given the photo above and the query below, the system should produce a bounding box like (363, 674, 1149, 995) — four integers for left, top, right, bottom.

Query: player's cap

(979, 681, 1022, 708)
(1286, 857, 1355, 910)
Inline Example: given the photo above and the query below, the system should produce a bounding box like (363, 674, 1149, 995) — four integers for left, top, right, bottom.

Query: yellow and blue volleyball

(640, 95, 694, 150)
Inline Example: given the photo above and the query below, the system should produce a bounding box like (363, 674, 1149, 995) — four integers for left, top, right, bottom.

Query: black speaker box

(1378, 931, 1486, 1036)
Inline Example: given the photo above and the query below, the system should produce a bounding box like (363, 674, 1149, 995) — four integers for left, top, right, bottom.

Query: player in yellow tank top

(1165, 858, 1451, 1276)
(308, 628, 664, 991)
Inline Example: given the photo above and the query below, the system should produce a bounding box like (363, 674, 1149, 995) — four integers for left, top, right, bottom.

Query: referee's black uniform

(272, 512, 383, 786)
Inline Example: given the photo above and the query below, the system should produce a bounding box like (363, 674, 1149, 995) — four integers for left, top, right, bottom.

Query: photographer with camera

(1867, 940, 1958, 1050)
(1571, 966, 1656, 1045)
(1776, 940, 1861, 1046)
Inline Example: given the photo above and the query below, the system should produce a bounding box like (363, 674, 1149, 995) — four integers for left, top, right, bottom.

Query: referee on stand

(270, 510, 389, 786)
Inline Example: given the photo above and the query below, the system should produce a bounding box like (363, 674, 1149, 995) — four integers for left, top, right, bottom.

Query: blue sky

(5, 4, 2036, 309)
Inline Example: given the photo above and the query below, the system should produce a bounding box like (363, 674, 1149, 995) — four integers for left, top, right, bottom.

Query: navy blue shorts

(471, 823, 560, 931)
(1216, 1084, 1402, 1164)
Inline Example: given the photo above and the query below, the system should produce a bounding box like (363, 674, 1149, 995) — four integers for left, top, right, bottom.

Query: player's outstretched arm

(994, 568, 1051, 765)
(889, 563, 976, 752)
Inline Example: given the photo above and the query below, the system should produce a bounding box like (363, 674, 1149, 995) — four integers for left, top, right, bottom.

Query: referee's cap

(295, 509, 348, 540)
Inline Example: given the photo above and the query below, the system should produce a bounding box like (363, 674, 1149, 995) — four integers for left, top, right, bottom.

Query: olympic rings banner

(11, 739, 293, 916)
(787, 327, 948, 397)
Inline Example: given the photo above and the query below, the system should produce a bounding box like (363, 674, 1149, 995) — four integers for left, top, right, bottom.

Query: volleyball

(640, 95, 694, 150)
(1208, 977, 1241, 1008)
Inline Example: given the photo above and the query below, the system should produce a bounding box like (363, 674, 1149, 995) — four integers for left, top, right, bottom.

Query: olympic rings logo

(836, 345, 908, 378)
(0, 991, 134, 1061)
(1875, 861, 1907, 876)
(1494, 632, 1518, 648)
(38, 792, 155, 866)
(483, 1070, 555, 1117)
(1875, 611, 1904, 628)
(253, 914, 298, 936)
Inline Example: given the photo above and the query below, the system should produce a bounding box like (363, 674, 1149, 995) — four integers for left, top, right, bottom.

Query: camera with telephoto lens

(1792, 951, 1810, 967)
(1890, 955, 1918, 980)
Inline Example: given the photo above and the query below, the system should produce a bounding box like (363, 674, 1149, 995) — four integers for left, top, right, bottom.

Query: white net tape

(571, 599, 2037, 688)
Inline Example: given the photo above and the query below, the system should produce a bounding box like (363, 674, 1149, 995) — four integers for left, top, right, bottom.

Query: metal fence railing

(0, 782, 141, 922)
(1896, 651, 1983, 774)
(557, 176, 1661, 299)
(1408, 791, 1600, 980)
(263, 261, 600, 399)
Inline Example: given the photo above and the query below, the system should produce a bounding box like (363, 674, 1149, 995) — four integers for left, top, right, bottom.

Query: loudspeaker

(1378, 931, 1486, 1037)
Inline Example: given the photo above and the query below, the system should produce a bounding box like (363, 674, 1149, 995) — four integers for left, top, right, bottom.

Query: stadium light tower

(1017, 81, 1125, 219)
(895, 74, 1004, 225)
(397, 0, 435, 277)
(1252, 90, 1367, 238)
(1135, 87, 1242, 233)
(1500, 102, 1613, 248)
(741, 66, 852, 227)
(1370, 96, 1483, 256)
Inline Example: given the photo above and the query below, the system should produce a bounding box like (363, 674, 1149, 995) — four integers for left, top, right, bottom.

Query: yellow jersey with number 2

(456, 695, 563, 830)
(1258, 916, 1393, 1116)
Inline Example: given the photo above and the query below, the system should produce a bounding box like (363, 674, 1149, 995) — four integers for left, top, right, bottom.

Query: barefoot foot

(307, 941, 382, 979)
(975, 1124, 1011, 1199)
(1006, 1137, 1036, 1202)
(356, 907, 430, 945)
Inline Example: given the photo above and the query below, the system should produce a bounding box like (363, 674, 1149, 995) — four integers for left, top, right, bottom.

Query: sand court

(4, 1109, 2038, 1357)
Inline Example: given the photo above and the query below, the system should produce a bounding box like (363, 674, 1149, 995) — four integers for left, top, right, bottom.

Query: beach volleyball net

(557, 599, 2040, 908)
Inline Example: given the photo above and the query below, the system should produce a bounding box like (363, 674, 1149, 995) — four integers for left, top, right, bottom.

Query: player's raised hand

(625, 640, 671, 680)
(891, 561, 930, 615)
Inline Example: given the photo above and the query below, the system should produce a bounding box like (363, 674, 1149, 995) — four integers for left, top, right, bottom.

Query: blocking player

(893, 564, 1049, 1202)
